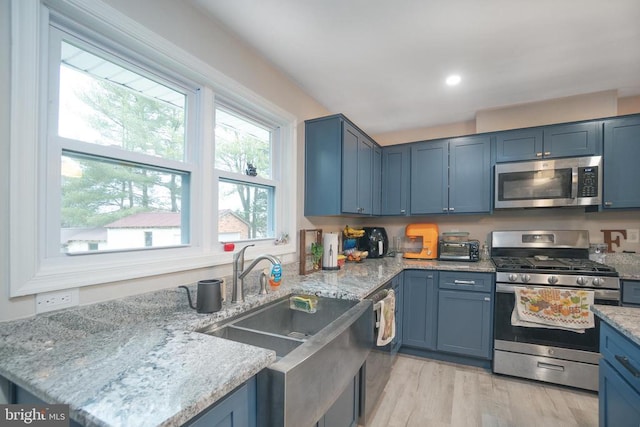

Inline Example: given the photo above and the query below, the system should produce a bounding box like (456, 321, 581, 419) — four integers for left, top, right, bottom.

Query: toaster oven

(439, 240, 480, 262)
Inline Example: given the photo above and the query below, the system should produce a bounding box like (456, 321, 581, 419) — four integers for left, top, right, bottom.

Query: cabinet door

(392, 272, 404, 349)
(402, 270, 438, 350)
(543, 122, 599, 158)
(343, 123, 373, 215)
(436, 290, 493, 359)
(622, 280, 640, 307)
(599, 360, 640, 427)
(321, 374, 359, 427)
(603, 116, 640, 209)
(410, 140, 447, 214)
(304, 117, 342, 216)
(342, 122, 361, 214)
(495, 128, 543, 162)
(372, 144, 382, 216)
(381, 145, 410, 215)
(449, 135, 492, 214)
(188, 377, 256, 427)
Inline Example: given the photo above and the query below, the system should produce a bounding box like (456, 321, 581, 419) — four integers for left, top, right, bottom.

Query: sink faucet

(232, 244, 281, 303)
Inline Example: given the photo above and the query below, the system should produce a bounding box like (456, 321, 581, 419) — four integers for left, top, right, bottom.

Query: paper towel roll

(322, 232, 339, 270)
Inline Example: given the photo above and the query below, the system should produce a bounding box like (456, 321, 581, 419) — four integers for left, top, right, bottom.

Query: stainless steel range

(491, 230, 620, 391)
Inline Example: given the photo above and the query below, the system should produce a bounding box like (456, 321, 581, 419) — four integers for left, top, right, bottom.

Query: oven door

(494, 283, 619, 356)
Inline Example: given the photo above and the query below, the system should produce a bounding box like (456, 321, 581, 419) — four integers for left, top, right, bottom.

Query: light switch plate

(628, 229, 640, 244)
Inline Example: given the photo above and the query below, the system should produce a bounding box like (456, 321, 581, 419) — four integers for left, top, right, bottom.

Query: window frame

(9, 0, 297, 297)
(214, 103, 280, 243)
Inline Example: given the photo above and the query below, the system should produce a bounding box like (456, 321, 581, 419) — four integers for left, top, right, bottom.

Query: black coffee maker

(357, 227, 389, 258)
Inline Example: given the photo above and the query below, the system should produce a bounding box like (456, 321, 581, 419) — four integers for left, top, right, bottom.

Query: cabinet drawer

(438, 271, 494, 293)
(600, 322, 640, 394)
(622, 281, 640, 305)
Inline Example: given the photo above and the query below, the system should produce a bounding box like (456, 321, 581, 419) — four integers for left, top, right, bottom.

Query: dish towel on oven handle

(374, 289, 396, 346)
(511, 287, 595, 333)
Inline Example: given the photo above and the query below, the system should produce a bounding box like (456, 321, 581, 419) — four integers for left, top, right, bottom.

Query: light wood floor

(367, 354, 598, 427)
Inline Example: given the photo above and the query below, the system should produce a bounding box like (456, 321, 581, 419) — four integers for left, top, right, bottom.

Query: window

(215, 106, 278, 242)
(50, 27, 193, 254)
(9, 1, 296, 297)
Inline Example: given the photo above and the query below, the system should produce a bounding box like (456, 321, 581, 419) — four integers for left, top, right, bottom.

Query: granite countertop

(606, 253, 640, 280)
(591, 305, 640, 347)
(0, 256, 492, 427)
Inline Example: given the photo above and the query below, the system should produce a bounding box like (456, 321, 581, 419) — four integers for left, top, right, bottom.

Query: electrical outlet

(35, 289, 79, 314)
(628, 229, 640, 244)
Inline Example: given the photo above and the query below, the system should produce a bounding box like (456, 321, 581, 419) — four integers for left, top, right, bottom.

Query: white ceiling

(190, 0, 640, 135)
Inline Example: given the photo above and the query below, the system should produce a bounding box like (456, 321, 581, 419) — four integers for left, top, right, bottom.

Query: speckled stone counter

(606, 253, 640, 280)
(0, 256, 493, 427)
(592, 305, 640, 347)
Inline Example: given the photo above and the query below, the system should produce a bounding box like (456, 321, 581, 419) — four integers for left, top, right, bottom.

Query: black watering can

(179, 280, 223, 313)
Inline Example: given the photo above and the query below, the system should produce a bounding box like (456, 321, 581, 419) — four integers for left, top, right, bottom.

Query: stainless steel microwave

(495, 155, 602, 209)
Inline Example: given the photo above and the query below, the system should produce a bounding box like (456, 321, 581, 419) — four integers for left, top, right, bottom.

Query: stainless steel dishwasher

(359, 277, 400, 425)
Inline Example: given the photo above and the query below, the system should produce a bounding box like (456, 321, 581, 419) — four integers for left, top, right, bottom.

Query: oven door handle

(496, 283, 620, 302)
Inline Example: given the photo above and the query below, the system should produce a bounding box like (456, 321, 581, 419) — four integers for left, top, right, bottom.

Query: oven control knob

(508, 274, 519, 282)
(576, 276, 587, 286)
(547, 276, 558, 285)
(592, 277, 604, 286)
(521, 274, 531, 283)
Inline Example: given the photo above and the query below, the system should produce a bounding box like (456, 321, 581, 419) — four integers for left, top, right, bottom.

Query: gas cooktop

(492, 256, 618, 276)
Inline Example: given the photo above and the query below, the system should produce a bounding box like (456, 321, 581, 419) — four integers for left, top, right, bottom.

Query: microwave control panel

(577, 166, 598, 197)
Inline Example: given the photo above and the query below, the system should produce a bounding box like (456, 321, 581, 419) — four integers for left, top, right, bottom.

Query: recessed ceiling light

(446, 74, 461, 86)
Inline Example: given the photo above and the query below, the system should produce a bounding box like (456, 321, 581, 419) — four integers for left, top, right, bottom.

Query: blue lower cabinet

(392, 272, 404, 350)
(316, 374, 359, 427)
(599, 360, 640, 427)
(622, 280, 640, 307)
(402, 270, 438, 350)
(436, 290, 493, 359)
(11, 383, 83, 427)
(599, 321, 640, 427)
(187, 377, 256, 427)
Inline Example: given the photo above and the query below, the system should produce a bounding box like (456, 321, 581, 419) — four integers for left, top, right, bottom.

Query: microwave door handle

(571, 168, 578, 201)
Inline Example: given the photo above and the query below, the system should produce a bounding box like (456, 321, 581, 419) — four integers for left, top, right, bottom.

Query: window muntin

(60, 152, 188, 254)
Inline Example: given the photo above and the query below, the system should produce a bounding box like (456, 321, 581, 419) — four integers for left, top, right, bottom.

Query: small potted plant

(311, 242, 324, 270)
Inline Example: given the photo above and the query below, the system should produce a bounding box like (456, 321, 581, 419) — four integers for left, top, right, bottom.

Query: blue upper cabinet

(381, 145, 410, 215)
(496, 122, 599, 162)
(305, 115, 381, 216)
(495, 128, 543, 162)
(603, 115, 640, 209)
(543, 122, 599, 158)
(411, 135, 491, 215)
(410, 140, 447, 214)
(372, 144, 382, 216)
(449, 135, 492, 214)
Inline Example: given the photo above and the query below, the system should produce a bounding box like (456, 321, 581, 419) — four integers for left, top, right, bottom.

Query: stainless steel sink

(231, 296, 358, 338)
(198, 295, 373, 427)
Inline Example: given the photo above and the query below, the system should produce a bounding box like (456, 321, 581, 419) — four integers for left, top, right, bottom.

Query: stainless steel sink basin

(231, 296, 358, 338)
(198, 295, 373, 427)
